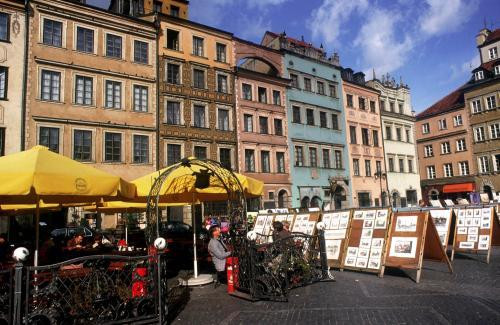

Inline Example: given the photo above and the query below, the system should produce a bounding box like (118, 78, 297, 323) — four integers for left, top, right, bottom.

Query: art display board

(321, 209, 352, 268)
(384, 211, 452, 283)
(252, 213, 296, 244)
(451, 207, 500, 264)
(429, 209, 453, 248)
(291, 211, 320, 236)
(341, 208, 391, 276)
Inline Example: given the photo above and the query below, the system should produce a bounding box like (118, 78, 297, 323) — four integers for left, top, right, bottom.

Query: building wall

(26, 0, 157, 181)
(143, 0, 189, 18)
(0, 1, 25, 155)
(342, 81, 387, 208)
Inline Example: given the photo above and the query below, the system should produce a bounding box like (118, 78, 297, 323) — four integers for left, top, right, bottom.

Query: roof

(416, 85, 466, 120)
(473, 57, 500, 72)
(265, 31, 324, 53)
(484, 29, 500, 45)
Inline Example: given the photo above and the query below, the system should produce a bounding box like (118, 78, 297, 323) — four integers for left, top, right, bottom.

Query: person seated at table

(272, 221, 291, 242)
(39, 232, 56, 265)
(65, 234, 84, 251)
(91, 234, 112, 249)
(208, 225, 231, 285)
(0, 234, 10, 264)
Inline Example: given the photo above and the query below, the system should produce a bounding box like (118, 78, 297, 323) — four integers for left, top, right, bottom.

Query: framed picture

(431, 211, 450, 232)
(472, 218, 481, 227)
(255, 215, 267, 228)
(355, 258, 368, 268)
(468, 227, 479, 235)
(459, 241, 474, 249)
(479, 235, 490, 243)
(367, 258, 381, 269)
(457, 209, 465, 218)
(359, 238, 372, 249)
(395, 215, 418, 232)
(324, 229, 347, 240)
(363, 219, 374, 228)
(346, 246, 358, 257)
(330, 214, 340, 229)
(374, 216, 387, 229)
(339, 216, 349, 229)
(363, 210, 376, 220)
(438, 233, 446, 245)
(370, 248, 382, 259)
(357, 248, 370, 258)
(376, 209, 388, 219)
(465, 218, 473, 226)
(361, 229, 373, 238)
(371, 238, 384, 248)
(478, 242, 489, 250)
(482, 208, 491, 219)
(466, 209, 473, 218)
(481, 216, 491, 229)
(322, 213, 334, 228)
(467, 235, 478, 242)
(457, 227, 467, 235)
(389, 237, 418, 258)
(325, 239, 342, 260)
(474, 209, 481, 217)
(457, 218, 465, 226)
(353, 211, 364, 219)
(344, 256, 356, 267)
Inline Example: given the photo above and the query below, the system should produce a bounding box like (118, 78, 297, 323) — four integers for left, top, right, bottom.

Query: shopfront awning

(442, 183, 475, 193)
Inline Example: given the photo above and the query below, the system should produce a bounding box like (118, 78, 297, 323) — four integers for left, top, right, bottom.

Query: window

(353, 159, 360, 176)
(458, 161, 469, 176)
(272, 90, 281, 105)
(259, 116, 268, 134)
(292, 106, 301, 123)
(167, 63, 180, 84)
(258, 87, 267, 103)
(388, 158, 394, 172)
(380, 100, 386, 111)
(334, 150, 342, 169)
(396, 128, 402, 141)
(426, 166, 436, 179)
(133, 85, 148, 112)
(167, 144, 181, 165)
(192, 36, 204, 56)
(358, 192, 371, 208)
(39, 127, 59, 153)
(306, 109, 314, 125)
(389, 102, 395, 112)
(294, 146, 303, 166)
(495, 65, 500, 75)
(359, 97, 366, 110)
(106, 34, 122, 58)
(242, 84, 252, 100)
(216, 43, 226, 62)
(243, 114, 253, 132)
(193, 105, 206, 128)
(443, 163, 453, 177)
(104, 132, 121, 162)
(320, 112, 327, 128)
(274, 119, 283, 136)
(0, 128, 4, 156)
(133, 135, 149, 163)
(166, 29, 179, 50)
(218, 108, 229, 131)
(0, 66, 6, 100)
(422, 123, 430, 134)
(372, 130, 379, 146)
(479, 156, 490, 173)
(170, 5, 180, 17)
(441, 142, 451, 154)
(304, 78, 311, 91)
(365, 160, 372, 176)
(346, 94, 353, 107)
(75, 76, 92, 106)
(41, 70, 61, 101)
(309, 147, 317, 167)
(398, 103, 404, 114)
(329, 84, 337, 98)
(193, 69, 205, 89)
(475, 70, 484, 81)
(322, 149, 330, 168)
(276, 152, 285, 173)
(376, 160, 382, 174)
(385, 126, 392, 140)
(370, 100, 376, 113)
(43, 19, 62, 47)
(261, 151, 270, 173)
(317, 81, 325, 95)
(490, 123, 500, 139)
(166, 101, 181, 125)
(291, 74, 299, 88)
(471, 99, 482, 113)
(489, 47, 498, 60)
(438, 119, 447, 130)
(398, 159, 404, 173)
(245, 149, 255, 172)
(219, 148, 231, 169)
(76, 26, 93, 53)
(105, 80, 121, 109)
(134, 40, 148, 64)
(486, 95, 497, 110)
(424, 145, 433, 157)
(361, 128, 369, 145)
(456, 138, 466, 151)
(350, 126, 357, 144)
(405, 129, 411, 143)
(0, 13, 9, 42)
(474, 127, 485, 142)
(153, 1, 162, 12)
(331, 114, 339, 130)
(217, 74, 228, 93)
(495, 154, 500, 172)
(453, 115, 463, 126)
(194, 146, 207, 159)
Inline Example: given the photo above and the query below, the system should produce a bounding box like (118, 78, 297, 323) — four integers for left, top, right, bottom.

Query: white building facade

(367, 74, 422, 207)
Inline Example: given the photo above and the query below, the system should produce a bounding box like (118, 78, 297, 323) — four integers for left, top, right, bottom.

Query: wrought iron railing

(0, 267, 13, 324)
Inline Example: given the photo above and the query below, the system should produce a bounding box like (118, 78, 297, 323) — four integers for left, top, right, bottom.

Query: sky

(90, 0, 499, 113)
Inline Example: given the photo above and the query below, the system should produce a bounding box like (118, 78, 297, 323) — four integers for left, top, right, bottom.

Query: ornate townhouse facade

(262, 32, 351, 209)
(234, 37, 292, 209)
(25, 0, 158, 181)
(367, 75, 421, 207)
(342, 69, 387, 208)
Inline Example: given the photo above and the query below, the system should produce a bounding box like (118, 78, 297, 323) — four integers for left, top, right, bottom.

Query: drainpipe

(155, 14, 160, 170)
(20, 0, 30, 151)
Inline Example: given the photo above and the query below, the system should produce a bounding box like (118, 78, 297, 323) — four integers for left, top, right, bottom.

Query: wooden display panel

(384, 211, 452, 283)
(429, 209, 454, 249)
(291, 211, 320, 236)
(341, 208, 391, 277)
(451, 207, 499, 263)
(321, 209, 352, 269)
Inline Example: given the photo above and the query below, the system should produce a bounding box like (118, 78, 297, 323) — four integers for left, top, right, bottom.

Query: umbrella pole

(34, 198, 40, 267)
(192, 201, 198, 278)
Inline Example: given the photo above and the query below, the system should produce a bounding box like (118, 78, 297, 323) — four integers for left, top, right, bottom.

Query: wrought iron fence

(0, 267, 13, 324)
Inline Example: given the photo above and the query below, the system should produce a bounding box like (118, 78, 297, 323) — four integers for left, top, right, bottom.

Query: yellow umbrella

(83, 201, 186, 214)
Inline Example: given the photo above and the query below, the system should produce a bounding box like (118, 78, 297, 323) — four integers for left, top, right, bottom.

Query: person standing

(208, 226, 231, 285)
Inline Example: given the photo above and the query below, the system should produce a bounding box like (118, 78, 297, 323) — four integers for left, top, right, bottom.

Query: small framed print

(465, 218, 473, 226)
(481, 217, 491, 229)
(330, 214, 340, 229)
(468, 227, 479, 235)
(467, 235, 478, 242)
(395, 215, 418, 232)
(359, 238, 372, 249)
(346, 247, 358, 257)
(479, 235, 490, 243)
(457, 209, 465, 218)
(367, 258, 381, 269)
(457, 227, 467, 235)
(357, 248, 370, 258)
(371, 238, 384, 248)
(363, 219, 374, 228)
(457, 218, 465, 226)
(370, 248, 382, 259)
(478, 242, 489, 250)
(361, 229, 373, 238)
(459, 241, 474, 249)
(482, 208, 491, 219)
(466, 209, 473, 218)
(376, 209, 388, 219)
(363, 210, 376, 220)
(472, 218, 481, 227)
(344, 256, 356, 267)
(353, 211, 364, 219)
(374, 216, 387, 229)
(474, 209, 481, 217)
(322, 213, 334, 228)
(355, 257, 368, 268)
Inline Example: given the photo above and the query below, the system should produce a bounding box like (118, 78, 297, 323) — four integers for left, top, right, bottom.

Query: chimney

(353, 72, 365, 85)
(331, 52, 340, 66)
(476, 28, 490, 47)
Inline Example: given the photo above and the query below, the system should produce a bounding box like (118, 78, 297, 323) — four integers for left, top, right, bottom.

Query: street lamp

(374, 171, 388, 207)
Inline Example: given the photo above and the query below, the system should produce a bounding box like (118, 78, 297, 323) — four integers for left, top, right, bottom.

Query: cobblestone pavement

(169, 249, 500, 324)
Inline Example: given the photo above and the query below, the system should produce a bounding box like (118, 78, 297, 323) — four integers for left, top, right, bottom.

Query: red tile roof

(265, 31, 324, 53)
(474, 57, 500, 72)
(485, 29, 500, 44)
(417, 85, 466, 120)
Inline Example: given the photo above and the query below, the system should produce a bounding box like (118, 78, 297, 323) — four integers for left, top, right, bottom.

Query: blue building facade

(262, 32, 352, 209)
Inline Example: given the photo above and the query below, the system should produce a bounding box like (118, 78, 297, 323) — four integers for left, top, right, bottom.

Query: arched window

(333, 186, 346, 210)
(301, 196, 310, 208)
(278, 189, 288, 208)
(310, 196, 322, 208)
(392, 191, 400, 208)
(429, 189, 439, 201)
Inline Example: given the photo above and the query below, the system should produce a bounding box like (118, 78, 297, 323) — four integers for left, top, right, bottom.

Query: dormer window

(489, 47, 498, 60)
(495, 65, 500, 76)
(475, 70, 484, 81)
